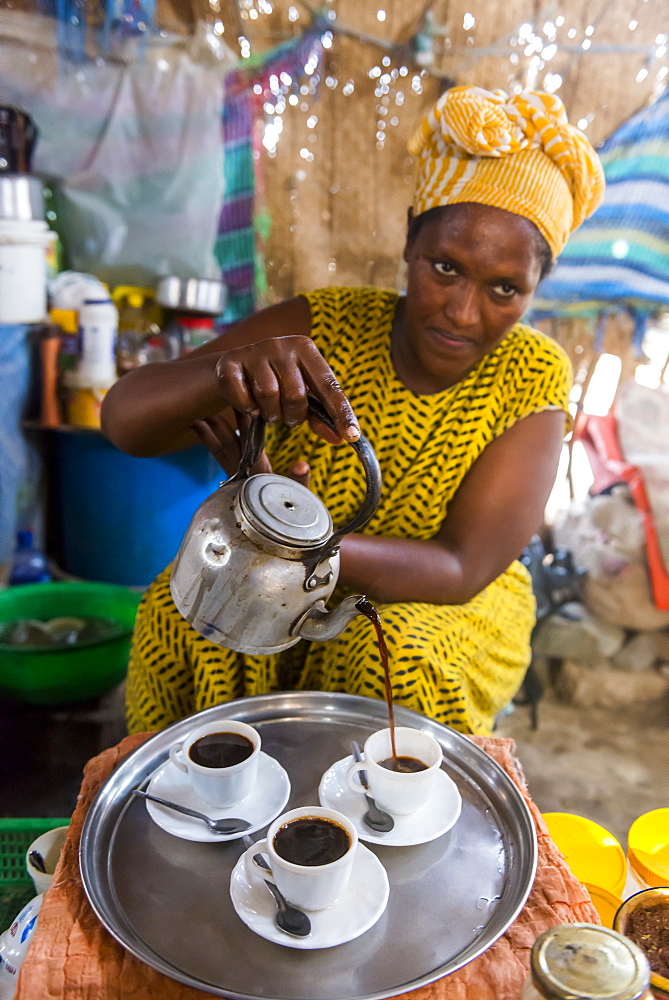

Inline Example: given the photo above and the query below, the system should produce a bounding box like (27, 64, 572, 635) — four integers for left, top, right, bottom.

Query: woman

(102, 86, 604, 736)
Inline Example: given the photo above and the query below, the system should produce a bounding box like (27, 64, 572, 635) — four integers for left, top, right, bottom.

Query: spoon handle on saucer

(350, 741, 370, 788)
(132, 789, 209, 822)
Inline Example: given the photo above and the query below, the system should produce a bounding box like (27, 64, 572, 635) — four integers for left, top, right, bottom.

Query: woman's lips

(427, 327, 475, 350)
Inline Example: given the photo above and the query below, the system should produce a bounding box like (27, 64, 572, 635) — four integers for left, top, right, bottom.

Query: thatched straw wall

(197, 0, 667, 302)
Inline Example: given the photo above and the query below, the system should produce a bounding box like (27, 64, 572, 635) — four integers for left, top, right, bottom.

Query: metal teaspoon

(242, 835, 311, 938)
(350, 741, 395, 833)
(132, 789, 251, 835)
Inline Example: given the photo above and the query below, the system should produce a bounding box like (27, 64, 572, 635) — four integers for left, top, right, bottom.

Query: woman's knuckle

(284, 389, 306, 407)
(251, 382, 276, 400)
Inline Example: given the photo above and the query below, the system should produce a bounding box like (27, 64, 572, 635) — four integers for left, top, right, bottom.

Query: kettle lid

(240, 474, 332, 547)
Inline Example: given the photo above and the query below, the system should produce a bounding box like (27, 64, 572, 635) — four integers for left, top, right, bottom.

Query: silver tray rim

(80, 691, 538, 1000)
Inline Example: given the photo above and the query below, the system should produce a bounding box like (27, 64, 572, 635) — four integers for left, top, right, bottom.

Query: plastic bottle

(521, 923, 654, 1000)
(39, 322, 62, 427)
(50, 307, 78, 376)
(9, 531, 50, 585)
(64, 296, 118, 428)
(77, 297, 118, 387)
(112, 285, 163, 373)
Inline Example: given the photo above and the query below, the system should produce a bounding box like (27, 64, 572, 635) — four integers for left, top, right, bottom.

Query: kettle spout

(292, 595, 367, 643)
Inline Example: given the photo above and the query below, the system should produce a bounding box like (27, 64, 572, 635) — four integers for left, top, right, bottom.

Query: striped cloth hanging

(216, 27, 326, 326)
(533, 88, 669, 316)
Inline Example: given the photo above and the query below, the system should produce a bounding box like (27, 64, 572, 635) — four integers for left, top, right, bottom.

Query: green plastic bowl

(0, 582, 142, 705)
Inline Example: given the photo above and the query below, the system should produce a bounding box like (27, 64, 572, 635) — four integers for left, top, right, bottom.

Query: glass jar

(521, 923, 654, 1000)
(614, 888, 669, 998)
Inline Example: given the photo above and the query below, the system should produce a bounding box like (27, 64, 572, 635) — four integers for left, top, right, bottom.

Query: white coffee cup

(246, 806, 358, 911)
(25, 825, 70, 894)
(347, 727, 443, 816)
(169, 720, 260, 807)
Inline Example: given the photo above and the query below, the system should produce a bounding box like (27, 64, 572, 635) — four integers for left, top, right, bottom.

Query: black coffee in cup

(273, 816, 351, 866)
(189, 731, 255, 768)
(378, 756, 428, 773)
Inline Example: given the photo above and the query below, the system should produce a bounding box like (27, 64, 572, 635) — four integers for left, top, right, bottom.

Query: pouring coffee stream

(356, 598, 398, 764)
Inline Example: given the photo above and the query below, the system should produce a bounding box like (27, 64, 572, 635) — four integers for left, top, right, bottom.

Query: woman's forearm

(338, 533, 473, 605)
(101, 353, 225, 456)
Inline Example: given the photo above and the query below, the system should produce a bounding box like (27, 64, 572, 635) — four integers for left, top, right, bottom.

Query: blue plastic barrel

(53, 430, 225, 587)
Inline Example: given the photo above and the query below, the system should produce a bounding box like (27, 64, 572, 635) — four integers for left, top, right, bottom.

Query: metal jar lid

(530, 924, 651, 1000)
(239, 474, 332, 547)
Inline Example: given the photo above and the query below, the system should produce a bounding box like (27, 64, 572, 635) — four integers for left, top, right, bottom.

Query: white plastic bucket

(0, 220, 55, 323)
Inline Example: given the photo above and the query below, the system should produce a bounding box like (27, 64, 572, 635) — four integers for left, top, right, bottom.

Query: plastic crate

(0, 818, 70, 932)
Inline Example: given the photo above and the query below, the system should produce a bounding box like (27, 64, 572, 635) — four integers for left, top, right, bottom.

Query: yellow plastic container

(543, 812, 627, 897)
(584, 882, 624, 928)
(627, 808, 669, 889)
(65, 385, 108, 429)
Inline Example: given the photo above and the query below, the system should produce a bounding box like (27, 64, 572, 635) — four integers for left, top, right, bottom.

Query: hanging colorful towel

(216, 26, 326, 325)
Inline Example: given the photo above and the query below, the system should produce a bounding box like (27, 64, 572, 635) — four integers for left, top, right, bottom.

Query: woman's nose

(444, 282, 481, 328)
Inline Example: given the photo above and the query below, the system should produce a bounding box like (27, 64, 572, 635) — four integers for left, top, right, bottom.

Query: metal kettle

(170, 397, 382, 654)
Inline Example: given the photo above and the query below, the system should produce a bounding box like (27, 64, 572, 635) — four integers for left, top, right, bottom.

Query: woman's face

(397, 202, 546, 392)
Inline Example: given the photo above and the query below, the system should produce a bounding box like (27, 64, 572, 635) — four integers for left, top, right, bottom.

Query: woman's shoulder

(503, 321, 570, 364)
(301, 285, 399, 314)
(301, 286, 399, 355)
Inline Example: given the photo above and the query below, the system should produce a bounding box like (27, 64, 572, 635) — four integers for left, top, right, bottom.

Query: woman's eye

(493, 283, 517, 298)
(434, 261, 455, 276)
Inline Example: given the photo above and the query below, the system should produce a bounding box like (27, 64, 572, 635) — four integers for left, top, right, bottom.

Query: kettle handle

(229, 395, 382, 545)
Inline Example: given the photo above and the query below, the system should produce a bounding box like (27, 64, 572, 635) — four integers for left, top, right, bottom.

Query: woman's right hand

(101, 297, 358, 458)
(213, 335, 360, 444)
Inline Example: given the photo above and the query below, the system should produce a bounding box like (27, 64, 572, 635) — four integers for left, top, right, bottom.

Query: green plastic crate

(0, 818, 71, 932)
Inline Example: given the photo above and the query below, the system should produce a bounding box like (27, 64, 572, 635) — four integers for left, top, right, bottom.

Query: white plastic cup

(247, 806, 358, 911)
(169, 720, 261, 807)
(25, 825, 69, 894)
(347, 727, 443, 816)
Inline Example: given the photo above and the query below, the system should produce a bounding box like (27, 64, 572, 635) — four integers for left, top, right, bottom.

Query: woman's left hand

(191, 411, 311, 487)
(190, 411, 270, 477)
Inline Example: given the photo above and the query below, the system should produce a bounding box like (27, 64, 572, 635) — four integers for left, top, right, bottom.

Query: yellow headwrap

(408, 86, 605, 258)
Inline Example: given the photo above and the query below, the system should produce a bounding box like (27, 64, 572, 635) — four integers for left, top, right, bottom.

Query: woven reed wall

(213, 0, 667, 302)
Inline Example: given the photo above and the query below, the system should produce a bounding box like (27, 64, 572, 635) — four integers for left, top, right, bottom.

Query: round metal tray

(80, 692, 537, 1000)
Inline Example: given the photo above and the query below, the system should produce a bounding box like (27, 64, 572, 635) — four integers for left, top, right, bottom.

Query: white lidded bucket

(0, 219, 55, 323)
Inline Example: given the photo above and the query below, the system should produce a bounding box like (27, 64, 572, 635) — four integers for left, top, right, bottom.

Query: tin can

(521, 923, 653, 999)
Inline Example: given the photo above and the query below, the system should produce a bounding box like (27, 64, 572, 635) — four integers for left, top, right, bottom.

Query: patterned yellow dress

(126, 286, 571, 736)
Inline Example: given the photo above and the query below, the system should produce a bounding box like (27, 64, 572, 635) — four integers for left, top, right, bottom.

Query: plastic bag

(616, 380, 669, 574)
(1, 11, 237, 287)
(553, 485, 669, 630)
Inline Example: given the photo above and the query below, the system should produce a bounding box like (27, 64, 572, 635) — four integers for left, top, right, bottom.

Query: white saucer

(230, 842, 389, 949)
(318, 756, 462, 847)
(144, 752, 290, 842)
